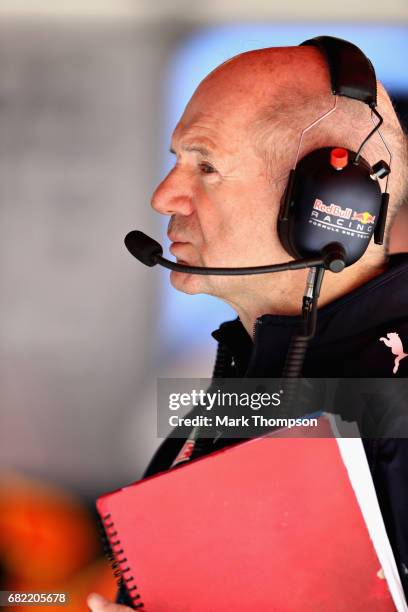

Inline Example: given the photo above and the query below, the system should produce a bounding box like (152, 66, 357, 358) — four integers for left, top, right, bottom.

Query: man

(88, 41, 408, 611)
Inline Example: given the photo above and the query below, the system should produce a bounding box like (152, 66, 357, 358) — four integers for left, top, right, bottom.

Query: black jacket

(118, 253, 408, 606)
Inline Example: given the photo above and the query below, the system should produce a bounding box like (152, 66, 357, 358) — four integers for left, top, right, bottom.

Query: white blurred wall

(0, 19, 178, 495)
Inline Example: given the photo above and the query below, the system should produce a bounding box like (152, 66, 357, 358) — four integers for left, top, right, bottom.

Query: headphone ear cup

(277, 148, 383, 267)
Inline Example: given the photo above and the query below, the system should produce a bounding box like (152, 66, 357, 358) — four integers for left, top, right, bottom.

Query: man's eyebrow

(169, 142, 216, 157)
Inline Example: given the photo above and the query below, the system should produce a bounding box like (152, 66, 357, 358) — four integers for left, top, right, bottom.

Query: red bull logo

(351, 211, 376, 224)
(309, 198, 376, 239)
(313, 198, 352, 219)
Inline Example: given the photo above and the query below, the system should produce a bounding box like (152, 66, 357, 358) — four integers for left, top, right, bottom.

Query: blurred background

(0, 1, 407, 608)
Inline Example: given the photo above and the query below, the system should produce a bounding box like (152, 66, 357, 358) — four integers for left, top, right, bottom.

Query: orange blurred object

(0, 472, 98, 583)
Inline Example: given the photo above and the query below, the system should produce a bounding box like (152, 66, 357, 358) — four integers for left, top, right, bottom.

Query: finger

(87, 592, 134, 612)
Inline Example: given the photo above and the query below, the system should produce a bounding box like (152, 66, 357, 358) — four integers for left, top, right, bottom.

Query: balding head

(193, 46, 329, 112)
(191, 45, 407, 236)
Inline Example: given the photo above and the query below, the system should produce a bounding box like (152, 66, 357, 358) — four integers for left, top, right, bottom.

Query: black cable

(283, 267, 325, 377)
(281, 267, 325, 415)
(354, 106, 383, 164)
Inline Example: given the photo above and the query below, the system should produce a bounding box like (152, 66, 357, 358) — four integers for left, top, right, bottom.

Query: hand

(87, 593, 134, 612)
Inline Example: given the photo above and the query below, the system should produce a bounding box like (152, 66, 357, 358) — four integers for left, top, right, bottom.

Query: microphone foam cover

(124, 231, 163, 267)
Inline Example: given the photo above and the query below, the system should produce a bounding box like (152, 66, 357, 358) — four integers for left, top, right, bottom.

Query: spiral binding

(98, 512, 144, 609)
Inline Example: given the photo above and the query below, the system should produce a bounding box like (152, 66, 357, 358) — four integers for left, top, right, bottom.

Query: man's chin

(170, 269, 204, 295)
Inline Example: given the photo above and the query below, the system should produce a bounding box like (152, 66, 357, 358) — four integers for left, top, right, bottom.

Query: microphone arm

(155, 254, 323, 275)
(124, 231, 346, 274)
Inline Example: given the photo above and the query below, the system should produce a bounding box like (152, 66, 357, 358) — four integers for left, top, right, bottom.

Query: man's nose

(151, 168, 194, 216)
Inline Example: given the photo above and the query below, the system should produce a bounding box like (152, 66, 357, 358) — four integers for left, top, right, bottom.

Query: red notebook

(97, 419, 404, 611)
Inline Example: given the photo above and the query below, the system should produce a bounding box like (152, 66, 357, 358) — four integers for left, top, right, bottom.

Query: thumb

(87, 592, 134, 612)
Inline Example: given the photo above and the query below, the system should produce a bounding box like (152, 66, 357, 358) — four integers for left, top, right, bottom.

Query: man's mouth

(169, 241, 192, 266)
(169, 241, 189, 254)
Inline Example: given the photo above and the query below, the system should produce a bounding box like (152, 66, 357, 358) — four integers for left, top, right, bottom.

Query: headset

(275, 35, 391, 379)
(278, 36, 390, 267)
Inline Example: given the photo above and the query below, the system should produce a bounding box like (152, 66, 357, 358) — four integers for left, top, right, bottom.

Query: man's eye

(199, 162, 216, 174)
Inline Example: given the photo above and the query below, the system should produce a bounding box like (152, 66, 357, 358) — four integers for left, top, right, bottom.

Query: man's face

(151, 75, 289, 302)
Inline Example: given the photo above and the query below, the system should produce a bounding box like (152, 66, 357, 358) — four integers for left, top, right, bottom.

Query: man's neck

(226, 257, 388, 340)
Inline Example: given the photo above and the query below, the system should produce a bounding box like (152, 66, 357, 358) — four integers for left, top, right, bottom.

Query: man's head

(151, 43, 407, 326)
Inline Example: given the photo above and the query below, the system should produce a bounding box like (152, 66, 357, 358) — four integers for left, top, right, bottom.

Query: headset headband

(300, 36, 377, 108)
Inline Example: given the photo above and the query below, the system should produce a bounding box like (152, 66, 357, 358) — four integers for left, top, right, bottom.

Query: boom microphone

(124, 231, 346, 274)
(124, 230, 163, 267)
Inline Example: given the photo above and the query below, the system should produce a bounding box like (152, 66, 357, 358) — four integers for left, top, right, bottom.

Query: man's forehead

(172, 111, 225, 138)
(171, 88, 259, 152)
(171, 111, 243, 154)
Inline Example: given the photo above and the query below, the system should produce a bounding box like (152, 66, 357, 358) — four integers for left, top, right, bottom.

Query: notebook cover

(97, 424, 394, 611)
